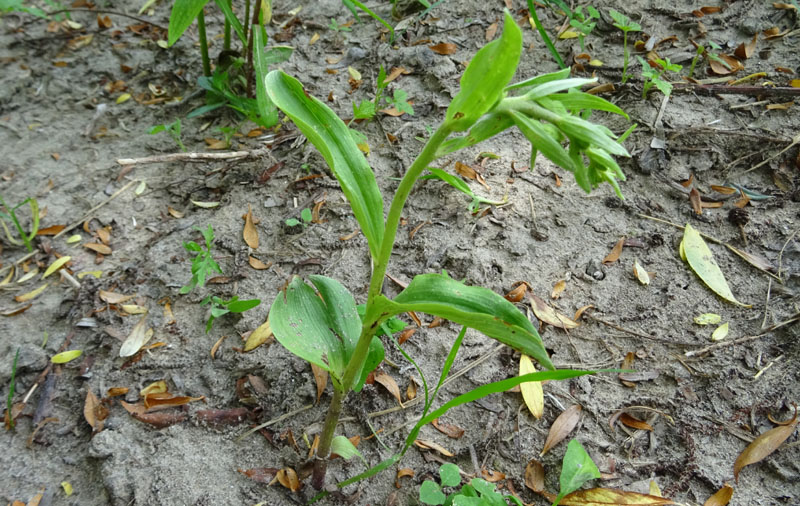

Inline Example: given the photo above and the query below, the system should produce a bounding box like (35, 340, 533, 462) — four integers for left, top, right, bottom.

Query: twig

(674, 83, 800, 98)
(117, 147, 272, 166)
(583, 311, 696, 345)
(54, 179, 137, 239)
(41, 8, 167, 31)
(739, 133, 800, 175)
(776, 229, 798, 283)
(684, 312, 800, 358)
(237, 404, 314, 441)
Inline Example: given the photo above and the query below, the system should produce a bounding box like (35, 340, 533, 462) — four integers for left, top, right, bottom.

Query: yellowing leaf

(243, 319, 273, 352)
(135, 180, 146, 195)
(694, 313, 721, 325)
(42, 256, 71, 279)
(116, 93, 131, 104)
(414, 439, 454, 456)
(191, 200, 220, 208)
(560, 488, 675, 505)
(711, 322, 729, 341)
(243, 204, 259, 249)
(559, 30, 580, 39)
(52, 349, 82, 364)
(520, 354, 544, 419)
(66, 234, 82, 244)
(530, 295, 579, 329)
(541, 405, 582, 455)
(140, 380, 167, 396)
(276, 468, 301, 491)
(551, 279, 566, 299)
(633, 259, 650, 285)
(99, 290, 133, 304)
(14, 283, 48, 302)
(60, 482, 73, 496)
(681, 224, 750, 307)
(734, 414, 798, 482)
(347, 66, 362, 81)
(121, 304, 148, 315)
(704, 483, 733, 506)
(76, 270, 102, 279)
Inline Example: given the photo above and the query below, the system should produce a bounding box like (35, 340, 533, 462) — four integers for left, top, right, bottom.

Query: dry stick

(42, 8, 167, 31)
(117, 147, 272, 166)
(638, 213, 782, 282)
(0, 180, 137, 277)
(684, 312, 800, 358)
(582, 311, 697, 346)
(740, 132, 800, 175)
(237, 403, 314, 441)
(674, 83, 800, 98)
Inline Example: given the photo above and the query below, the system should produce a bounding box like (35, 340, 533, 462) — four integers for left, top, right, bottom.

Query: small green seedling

(0, 196, 39, 252)
(0, 0, 47, 18)
(422, 168, 507, 213)
(285, 208, 312, 228)
(352, 65, 389, 122)
(609, 9, 641, 84)
(201, 295, 260, 333)
(5, 348, 20, 430)
(328, 17, 352, 32)
(569, 5, 601, 51)
(554, 439, 601, 505)
(180, 225, 222, 295)
(420, 462, 523, 506)
(385, 88, 415, 116)
(149, 118, 186, 152)
(638, 56, 682, 98)
(263, 10, 628, 491)
(687, 44, 705, 79)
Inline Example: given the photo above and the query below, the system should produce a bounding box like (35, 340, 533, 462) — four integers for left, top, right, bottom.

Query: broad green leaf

(168, 0, 210, 46)
(268, 276, 360, 382)
(353, 336, 384, 393)
(505, 68, 571, 92)
(556, 439, 601, 505)
(557, 115, 630, 157)
(212, 0, 245, 45)
(543, 93, 629, 118)
(261, 45, 293, 66)
(330, 435, 366, 465)
(51, 350, 82, 364)
(266, 70, 385, 259)
(508, 111, 575, 173)
(437, 112, 514, 157)
(422, 168, 475, 197)
(439, 463, 461, 487)
(524, 78, 597, 100)
(253, 28, 278, 128)
(681, 224, 751, 307)
(385, 273, 553, 369)
(227, 298, 261, 313)
(420, 481, 446, 505)
(445, 10, 521, 132)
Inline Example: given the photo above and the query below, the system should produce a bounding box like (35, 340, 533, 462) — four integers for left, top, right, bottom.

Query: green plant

(149, 118, 186, 152)
(526, 0, 567, 69)
(201, 295, 260, 332)
(180, 225, 222, 295)
(420, 462, 523, 506)
(687, 44, 704, 79)
(328, 17, 352, 32)
(385, 88, 415, 116)
(352, 65, 389, 122)
(263, 10, 630, 490)
(285, 208, 312, 228)
(342, 0, 394, 41)
(638, 56, 682, 98)
(0, 0, 47, 17)
(5, 348, 20, 431)
(422, 168, 506, 213)
(553, 439, 601, 505)
(0, 196, 39, 252)
(546, 1, 599, 52)
(609, 9, 641, 84)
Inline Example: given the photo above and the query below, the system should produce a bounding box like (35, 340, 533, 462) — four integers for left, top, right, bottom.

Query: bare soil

(1, 1, 799, 505)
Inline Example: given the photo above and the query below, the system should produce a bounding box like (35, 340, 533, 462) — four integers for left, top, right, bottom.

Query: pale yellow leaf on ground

(42, 256, 71, 279)
(711, 322, 729, 341)
(560, 487, 675, 505)
(694, 313, 721, 325)
(530, 295, 579, 329)
(243, 204, 259, 249)
(99, 290, 133, 304)
(14, 283, 48, 302)
(51, 349, 82, 364)
(551, 279, 566, 299)
(119, 314, 152, 357)
(633, 259, 650, 285)
(703, 483, 733, 506)
(520, 354, 544, 419)
(243, 319, 272, 352)
(681, 224, 750, 307)
(414, 439, 454, 457)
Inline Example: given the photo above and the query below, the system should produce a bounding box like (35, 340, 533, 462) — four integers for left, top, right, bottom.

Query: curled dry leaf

(414, 439, 454, 457)
(504, 283, 527, 302)
(703, 483, 733, 506)
(520, 354, 544, 419)
(733, 410, 798, 482)
(84, 389, 106, 433)
(560, 488, 675, 505)
(311, 363, 328, 404)
(524, 459, 545, 493)
(619, 351, 637, 388)
(374, 371, 403, 405)
(432, 418, 465, 439)
(276, 468, 302, 491)
(243, 319, 272, 352)
(734, 34, 758, 60)
(243, 204, 259, 249)
(481, 469, 506, 482)
(84, 243, 112, 255)
(107, 387, 128, 397)
(429, 42, 457, 55)
(530, 295, 579, 329)
(395, 468, 414, 488)
(573, 305, 594, 322)
(709, 54, 743, 75)
(140, 380, 167, 397)
(406, 379, 417, 401)
(618, 413, 654, 431)
(14, 283, 48, 302)
(239, 467, 279, 484)
(121, 304, 148, 314)
(541, 405, 582, 456)
(143, 393, 205, 411)
(551, 279, 566, 299)
(99, 290, 133, 304)
(602, 237, 625, 264)
(633, 259, 651, 285)
(689, 188, 703, 215)
(248, 256, 271, 270)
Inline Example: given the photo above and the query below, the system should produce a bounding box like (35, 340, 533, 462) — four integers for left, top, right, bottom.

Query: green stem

(527, 0, 566, 69)
(311, 124, 454, 488)
(621, 31, 629, 83)
(197, 9, 211, 77)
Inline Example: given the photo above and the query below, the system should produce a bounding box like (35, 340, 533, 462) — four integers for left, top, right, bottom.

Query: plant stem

(621, 31, 629, 83)
(245, 0, 262, 98)
(222, 0, 231, 51)
(311, 125, 453, 488)
(526, 0, 566, 69)
(197, 9, 211, 77)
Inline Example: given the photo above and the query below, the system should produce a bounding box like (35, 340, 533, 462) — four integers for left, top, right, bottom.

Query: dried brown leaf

(709, 54, 743, 75)
(504, 283, 528, 302)
(551, 279, 566, 299)
(99, 290, 133, 304)
(83, 389, 104, 432)
(36, 224, 65, 235)
(619, 352, 637, 388)
(703, 483, 734, 506)
(689, 188, 703, 215)
(195, 408, 251, 428)
(311, 363, 328, 404)
(524, 459, 545, 492)
(530, 295, 579, 329)
(243, 204, 259, 249)
(429, 42, 457, 55)
(541, 405, 582, 455)
(238, 467, 279, 484)
(432, 418, 465, 439)
(130, 411, 187, 428)
(573, 304, 594, 322)
(143, 394, 205, 411)
(482, 469, 506, 482)
(276, 468, 302, 491)
(734, 34, 758, 60)
(375, 371, 403, 405)
(106, 387, 128, 397)
(84, 242, 112, 255)
(485, 22, 498, 41)
(734, 413, 798, 482)
(603, 237, 625, 264)
(406, 379, 417, 401)
(395, 468, 415, 488)
(619, 413, 654, 431)
(455, 161, 478, 180)
(248, 256, 271, 270)
(560, 488, 675, 505)
(414, 439, 454, 457)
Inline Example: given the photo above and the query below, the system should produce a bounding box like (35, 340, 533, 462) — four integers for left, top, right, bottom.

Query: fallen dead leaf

(504, 283, 528, 302)
(311, 363, 328, 404)
(560, 488, 675, 505)
(734, 33, 758, 60)
(520, 354, 544, 419)
(99, 290, 133, 304)
(734, 409, 798, 482)
(603, 237, 625, 264)
(429, 42, 457, 55)
(238, 467, 279, 484)
(541, 405, 582, 456)
(414, 439, 454, 457)
(395, 468, 414, 488)
(482, 469, 506, 482)
(243, 319, 272, 352)
(83, 388, 107, 433)
(276, 467, 301, 491)
(619, 413, 654, 431)
(432, 418, 465, 439)
(530, 295, 579, 329)
(248, 256, 271, 270)
(551, 279, 566, 299)
(406, 379, 417, 401)
(524, 459, 545, 492)
(375, 371, 403, 405)
(243, 204, 259, 249)
(84, 243, 112, 255)
(704, 483, 734, 506)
